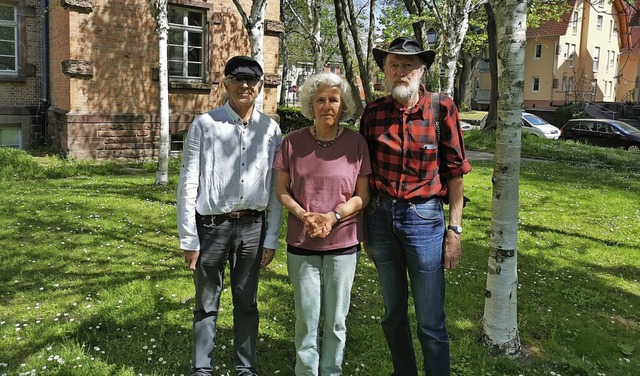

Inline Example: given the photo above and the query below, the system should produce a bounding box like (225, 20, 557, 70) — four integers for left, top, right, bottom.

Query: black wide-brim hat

(373, 37, 435, 70)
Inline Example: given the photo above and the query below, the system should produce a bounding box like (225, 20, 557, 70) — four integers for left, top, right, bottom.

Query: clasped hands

(301, 211, 335, 238)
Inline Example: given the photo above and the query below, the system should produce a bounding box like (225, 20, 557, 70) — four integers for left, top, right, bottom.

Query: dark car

(559, 119, 640, 152)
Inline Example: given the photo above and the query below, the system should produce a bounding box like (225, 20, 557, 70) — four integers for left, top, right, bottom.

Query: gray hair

(298, 72, 356, 121)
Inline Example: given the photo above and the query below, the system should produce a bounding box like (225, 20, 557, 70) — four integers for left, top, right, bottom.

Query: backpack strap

(432, 92, 441, 143)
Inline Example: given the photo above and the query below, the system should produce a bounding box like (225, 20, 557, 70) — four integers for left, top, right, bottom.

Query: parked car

(478, 112, 560, 139)
(521, 112, 560, 139)
(559, 118, 640, 152)
(460, 120, 480, 132)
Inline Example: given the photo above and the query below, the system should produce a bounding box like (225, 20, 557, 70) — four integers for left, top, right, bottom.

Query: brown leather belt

(220, 210, 261, 219)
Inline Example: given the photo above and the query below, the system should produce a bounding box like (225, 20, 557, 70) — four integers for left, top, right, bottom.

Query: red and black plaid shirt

(359, 89, 472, 200)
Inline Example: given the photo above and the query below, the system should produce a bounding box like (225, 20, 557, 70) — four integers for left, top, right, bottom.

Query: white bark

(231, 0, 268, 112)
(422, 0, 486, 97)
(152, 0, 170, 185)
(283, 0, 323, 73)
(482, 0, 526, 355)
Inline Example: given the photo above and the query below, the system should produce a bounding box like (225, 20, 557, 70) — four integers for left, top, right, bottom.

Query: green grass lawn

(0, 142, 638, 375)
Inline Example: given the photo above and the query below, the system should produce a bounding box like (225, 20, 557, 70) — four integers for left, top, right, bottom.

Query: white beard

(384, 77, 421, 102)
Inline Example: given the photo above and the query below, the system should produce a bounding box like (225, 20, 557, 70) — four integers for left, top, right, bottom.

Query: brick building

(1, 0, 282, 159)
(0, 0, 45, 149)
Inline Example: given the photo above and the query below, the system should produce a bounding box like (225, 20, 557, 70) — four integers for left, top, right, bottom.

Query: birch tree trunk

(421, 0, 486, 97)
(152, 0, 170, 186)
(482, 0, 526, 356)
(333, 0, 363, 115)
(231, 0, 268, 111)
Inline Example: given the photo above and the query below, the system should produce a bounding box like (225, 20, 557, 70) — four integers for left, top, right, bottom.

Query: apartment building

(471, 0, 637, 110)
(1, 0, 282, 159)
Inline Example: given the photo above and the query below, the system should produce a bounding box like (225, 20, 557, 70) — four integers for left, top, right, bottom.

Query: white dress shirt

(177, 101, 283, 251)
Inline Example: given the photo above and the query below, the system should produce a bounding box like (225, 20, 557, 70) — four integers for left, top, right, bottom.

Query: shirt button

(242, 163, 245, 166)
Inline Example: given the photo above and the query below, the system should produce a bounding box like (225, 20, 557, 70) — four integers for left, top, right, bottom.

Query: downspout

(41, 0, 50, 142)
(551, 40, 557, 107)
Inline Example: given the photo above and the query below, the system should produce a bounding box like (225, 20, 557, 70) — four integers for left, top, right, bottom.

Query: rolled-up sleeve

(439, 96, 472, 179)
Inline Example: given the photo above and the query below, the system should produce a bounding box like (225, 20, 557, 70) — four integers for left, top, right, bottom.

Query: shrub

(0, 148, 42, 179)
(277, 107, 313, 134)
(555, 102, 590, 127)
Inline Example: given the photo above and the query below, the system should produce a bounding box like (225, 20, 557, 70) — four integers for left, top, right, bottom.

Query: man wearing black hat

(360, 37, 472, 375)
(177, 55, 283, 376)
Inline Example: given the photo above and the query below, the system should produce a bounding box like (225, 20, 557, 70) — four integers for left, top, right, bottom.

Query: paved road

(466, 150, 494, 161)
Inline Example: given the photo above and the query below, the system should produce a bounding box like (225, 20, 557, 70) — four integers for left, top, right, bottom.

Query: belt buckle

(229, 211, 242, 219)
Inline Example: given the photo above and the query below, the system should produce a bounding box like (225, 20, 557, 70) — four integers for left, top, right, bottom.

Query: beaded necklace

(311, 125, 340, 147)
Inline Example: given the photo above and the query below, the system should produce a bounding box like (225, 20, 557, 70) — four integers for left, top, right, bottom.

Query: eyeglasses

(227, 75, 260, 85)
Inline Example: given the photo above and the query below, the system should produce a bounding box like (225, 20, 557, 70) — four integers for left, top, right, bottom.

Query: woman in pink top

(273, 72, 371, 375)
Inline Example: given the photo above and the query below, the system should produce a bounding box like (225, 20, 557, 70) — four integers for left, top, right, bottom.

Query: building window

(562, 77, 567, 92)
(170, 131, 186, 154)
(593, 47, 600, 72)
(609, 20, 613, 41)
(572, 11, 579, 35)
(568, 77, 574, 93)
(569, 44, 576, 68)
(534, 44, 542, 59)
(532, 77, 540, 92)
(0, 124, 21, 148)
(0, 4, 17, 74)
(596, 15, 603, 30)
(608, 80, 613, 97)
(591, 80, 597, 96)
(597, 0, 604, 8)
(564, 43, 570, 59)
(168, 5, 205, 80)
(609, 51, 615, 67)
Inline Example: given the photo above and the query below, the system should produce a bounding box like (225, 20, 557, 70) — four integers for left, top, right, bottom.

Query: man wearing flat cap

(177, 55, 283, 376)
(359, 37, 471, 375)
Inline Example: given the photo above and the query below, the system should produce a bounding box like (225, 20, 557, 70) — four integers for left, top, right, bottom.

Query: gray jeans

(192, 212, 265, 376)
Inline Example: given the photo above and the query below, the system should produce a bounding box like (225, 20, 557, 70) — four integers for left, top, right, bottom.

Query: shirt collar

(223, 101, 258, 125)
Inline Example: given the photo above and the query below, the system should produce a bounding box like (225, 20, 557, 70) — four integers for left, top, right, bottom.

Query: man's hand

(443, 232, 461, 269)
(183, 250, 199, 270)
(260, 248, 276, 268)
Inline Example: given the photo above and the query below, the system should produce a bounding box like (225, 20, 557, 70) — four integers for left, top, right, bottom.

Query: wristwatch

(447, 225, 463, 234)
(332, 210, 342, 222)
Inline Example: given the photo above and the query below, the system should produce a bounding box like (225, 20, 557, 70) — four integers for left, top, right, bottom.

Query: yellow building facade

(471, 0, 636, 110)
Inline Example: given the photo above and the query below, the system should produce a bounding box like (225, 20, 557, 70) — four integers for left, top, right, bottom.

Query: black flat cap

(373, 37, 436, 70)
(224, 56, 264, 78)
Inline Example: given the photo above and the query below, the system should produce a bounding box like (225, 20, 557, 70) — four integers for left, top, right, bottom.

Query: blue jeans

(366, 195, 450, 376)
(192, 212, 265, 376)
(287, 252, 358, 376)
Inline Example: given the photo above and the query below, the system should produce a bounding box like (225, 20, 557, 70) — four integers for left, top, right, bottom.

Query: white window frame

(568, 77, 574, 93)
(597, 0, 604, 8)
(532, 77, 540, 93)
(591, 79, 597, 96)
(564, 43, 570, 59)
(609, 51, 615, 67)
(0, 4, 17, 74)
(561, 77, 567, 92)
(168, 5, 205, 80)
(569, 44, 576, 68)
(593, 47, 600, 72)
(534, 44, 542, 59)
(596, 15, 603, 30)
(573, 11, 579, 35)
(609, 20, 613, 41)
